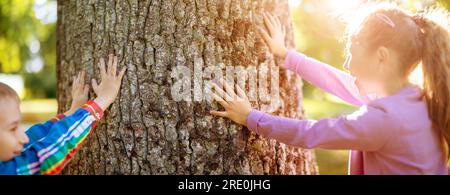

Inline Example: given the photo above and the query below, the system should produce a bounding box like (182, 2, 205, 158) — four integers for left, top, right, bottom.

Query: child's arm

(209, 80, 392, 151)
(24, 114, 66, 148)
(259, 12, 367, 106)
(0, 101, 103, 175)
(0, 54, 126, 175)
(26, 71, 89, 145)
(246, 105, 392, 151)
(283, 51, 367, 106)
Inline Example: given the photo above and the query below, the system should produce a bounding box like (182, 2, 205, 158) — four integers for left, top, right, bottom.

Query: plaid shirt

(0, 100, 103, 175)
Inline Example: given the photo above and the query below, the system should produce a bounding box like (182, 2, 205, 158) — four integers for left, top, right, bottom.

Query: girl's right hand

(92, 54, 127, 111)
(259, 12, 288, 59)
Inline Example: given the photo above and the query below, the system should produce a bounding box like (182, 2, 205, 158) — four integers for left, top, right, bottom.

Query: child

(209, 4, 450, 174)
(0, 54, 126, 175)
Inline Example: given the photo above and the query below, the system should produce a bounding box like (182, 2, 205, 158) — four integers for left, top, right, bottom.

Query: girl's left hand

(209, 79, 253, 126)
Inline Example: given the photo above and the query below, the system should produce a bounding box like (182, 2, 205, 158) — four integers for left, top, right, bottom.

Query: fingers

(265, 12, 274, 24)
(263, 12, 275, 35)
(83, 84, 89, 96)
(266, 12, 277, 28)
(99, 58, 107, 77)
(220, 79, 237, 100)
(282, 25, 286, 37)
(101, 54, 121, 77)
(208, 91, 229, 108)
(77, 71, 81, 82)
(91, 78, 99, 94)
(72, 72, 81, 90)
(96, 54, 125, 87)
(72, 75, 77, 89)
(108, 54, 114, 76)
(210, 111, 228, 118)
(274, 15, 282, 29)
(80, 70, 85, 87)
(118, 66, 127, 81)
(264, 12, 285, 36)
(114, 56, 119, 76)
(258, 27, 272, 45)
(211, 83, 233, 101)
(268, 13, 280, 29)
(235, 84, 248, 100)
(111, 54, 118, 76)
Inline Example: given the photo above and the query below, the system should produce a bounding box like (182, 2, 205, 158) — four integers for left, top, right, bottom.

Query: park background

(1, 0, 448, 174)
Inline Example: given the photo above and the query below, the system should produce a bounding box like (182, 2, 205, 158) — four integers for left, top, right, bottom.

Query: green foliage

(0, 0, 34, 72)
(0, 0, 56, 98)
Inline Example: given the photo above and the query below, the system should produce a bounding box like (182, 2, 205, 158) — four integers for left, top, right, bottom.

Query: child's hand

(259, 12, 288, 59)
(65, 70, 89, 116)
(209, 79, 252, 126)
(92, 54, 127, 111)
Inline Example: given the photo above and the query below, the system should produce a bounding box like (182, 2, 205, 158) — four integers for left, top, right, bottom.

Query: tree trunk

(57, 0, 318, 175)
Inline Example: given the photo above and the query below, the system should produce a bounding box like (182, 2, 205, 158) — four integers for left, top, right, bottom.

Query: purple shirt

(246, 50, 448, 175)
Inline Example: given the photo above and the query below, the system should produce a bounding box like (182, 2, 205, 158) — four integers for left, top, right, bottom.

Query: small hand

(65, 70, 89, 116)
(209, 79, 252, 126)
(258, 12, 288, 59)
(92, 54, 127, 111)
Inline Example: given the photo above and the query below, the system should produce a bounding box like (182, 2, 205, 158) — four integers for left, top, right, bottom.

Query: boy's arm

(246, 104, 393, 151)
(25, 106, 87, 147)
(0, 54, 125, 175)
(0, 100, 103, 175)
(284, 50, 369, 106)
(24, 114, 67, 147)
(26, 70, 90, 146)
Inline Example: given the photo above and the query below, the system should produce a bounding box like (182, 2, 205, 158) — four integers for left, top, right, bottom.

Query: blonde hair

(0, 82, 19, 102)
(347, 4, 450, 158)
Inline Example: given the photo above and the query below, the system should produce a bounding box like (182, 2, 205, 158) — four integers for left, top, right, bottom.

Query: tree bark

(57, 0, 318, 175)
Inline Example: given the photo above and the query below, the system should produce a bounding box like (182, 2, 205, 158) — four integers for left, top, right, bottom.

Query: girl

(0, 54, 126, 174)
(209, 4, 450, 174)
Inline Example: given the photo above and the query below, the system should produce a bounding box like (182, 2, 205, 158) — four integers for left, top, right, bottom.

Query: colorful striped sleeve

(0, 100, 103, 175)
(25, 114, 66, 148)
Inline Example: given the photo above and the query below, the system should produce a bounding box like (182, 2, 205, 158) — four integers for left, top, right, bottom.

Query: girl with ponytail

(209, 3, 450, 174)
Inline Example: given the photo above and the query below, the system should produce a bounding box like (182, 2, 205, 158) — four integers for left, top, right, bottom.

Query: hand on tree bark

(92, 54, 127, 111)
(64, 70, 89, 116)
(209, 79, 252, 127)
(259, 12, 288, 59)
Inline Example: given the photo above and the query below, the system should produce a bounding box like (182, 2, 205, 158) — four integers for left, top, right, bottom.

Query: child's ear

(376, 46, 390, 65)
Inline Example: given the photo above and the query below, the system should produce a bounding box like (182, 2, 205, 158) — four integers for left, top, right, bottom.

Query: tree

(57, 0, 318, 175)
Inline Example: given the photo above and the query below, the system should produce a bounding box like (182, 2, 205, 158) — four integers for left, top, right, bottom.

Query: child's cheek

(0, 133, 17, 161)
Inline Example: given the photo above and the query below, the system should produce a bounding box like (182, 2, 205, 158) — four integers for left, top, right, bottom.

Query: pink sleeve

(246, 105, 393, 151)
(284, 50, 368, 106)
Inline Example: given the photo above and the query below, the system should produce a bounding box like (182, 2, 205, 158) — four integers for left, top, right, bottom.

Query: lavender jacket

(246, 50, 448, 175)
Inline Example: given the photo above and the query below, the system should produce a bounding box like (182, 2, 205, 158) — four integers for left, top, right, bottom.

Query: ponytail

(414, 9, 450, 159)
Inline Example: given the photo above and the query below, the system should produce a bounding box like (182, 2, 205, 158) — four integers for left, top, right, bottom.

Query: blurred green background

(0, 0, 448, 174)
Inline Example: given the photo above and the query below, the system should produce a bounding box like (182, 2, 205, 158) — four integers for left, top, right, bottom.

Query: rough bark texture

(57, 0, 318, 175)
